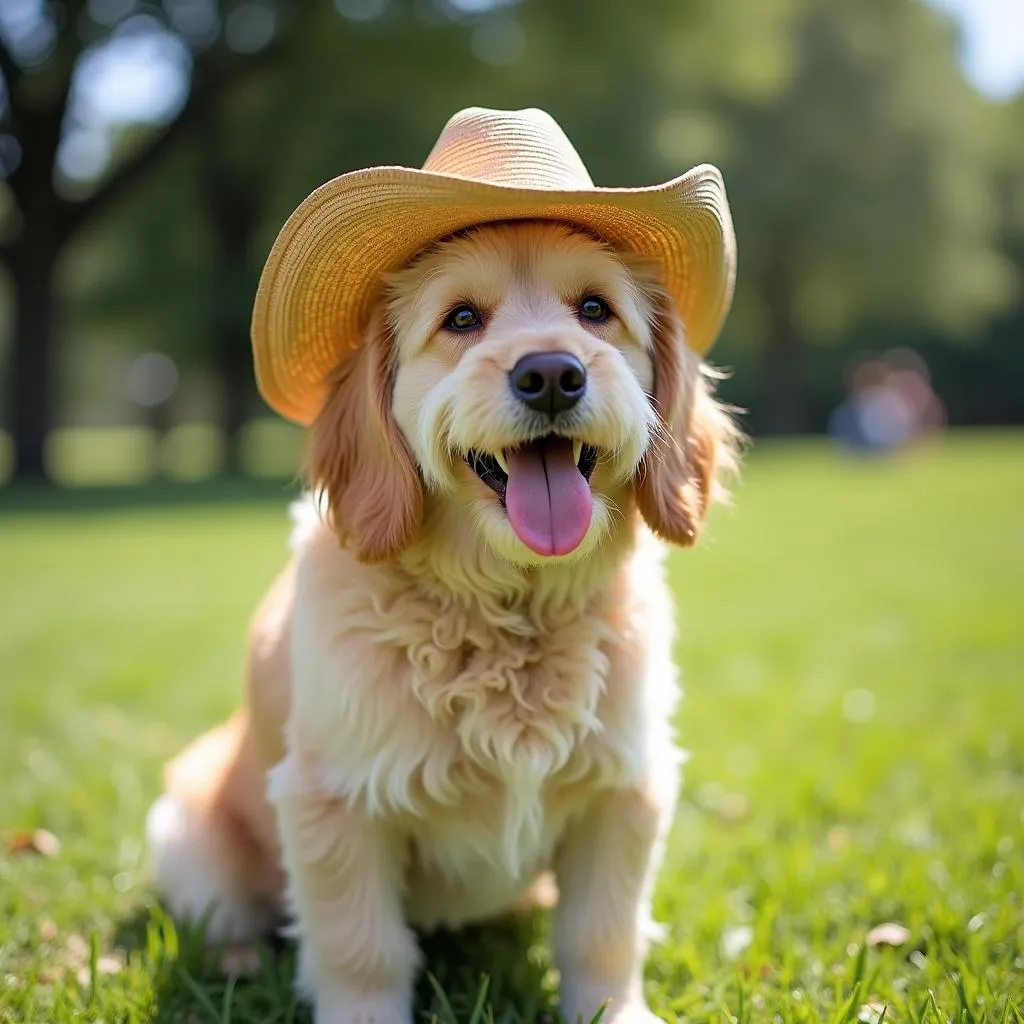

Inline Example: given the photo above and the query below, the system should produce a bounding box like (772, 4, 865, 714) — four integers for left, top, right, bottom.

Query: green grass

(1, 431, 1022, 1023)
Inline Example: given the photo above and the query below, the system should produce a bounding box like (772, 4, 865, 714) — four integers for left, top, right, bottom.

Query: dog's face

(386, 223, 658, 564)
(310, 221, 735, 565)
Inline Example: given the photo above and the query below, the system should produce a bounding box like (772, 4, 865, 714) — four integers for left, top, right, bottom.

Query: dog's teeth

(573, 440, 583, 467)
(495, 450, 509, 475)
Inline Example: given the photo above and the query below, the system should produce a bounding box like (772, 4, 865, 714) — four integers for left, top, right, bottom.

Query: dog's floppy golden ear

(308, 313, 422, 562)
(635, 297, 739, 547)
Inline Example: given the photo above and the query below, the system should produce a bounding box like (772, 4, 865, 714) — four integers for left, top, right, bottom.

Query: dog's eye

(445, 304, 482, 332)
(579, 296, 611, 323)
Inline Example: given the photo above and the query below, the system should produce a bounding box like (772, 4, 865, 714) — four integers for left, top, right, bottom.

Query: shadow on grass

(113, 904, 563, 1024)
(0, 476, 302, 517)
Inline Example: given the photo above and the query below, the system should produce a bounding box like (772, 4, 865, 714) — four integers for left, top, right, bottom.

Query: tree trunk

(218, 324, 253, 476)
(198, 106, 259, 478)
(10, 238, 60, 482)
(761, 265, 807, 435)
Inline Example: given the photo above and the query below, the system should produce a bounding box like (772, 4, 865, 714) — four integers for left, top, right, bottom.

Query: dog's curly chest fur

(400, 599, 634, 884)
(289, 512, 664, 901)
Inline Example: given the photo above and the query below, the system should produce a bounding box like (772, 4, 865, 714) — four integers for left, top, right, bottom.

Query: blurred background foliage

(0, 0, 1022, 483)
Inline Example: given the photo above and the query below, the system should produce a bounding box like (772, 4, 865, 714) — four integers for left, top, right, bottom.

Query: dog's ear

(308, 313, 422, 562)
(635, 295, 738, 547)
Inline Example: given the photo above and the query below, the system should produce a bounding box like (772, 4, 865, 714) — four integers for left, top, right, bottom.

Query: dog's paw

(560, 978, 664, 1024)
(600, 1004, 664, 1024)
(314, 988, 413, 1024)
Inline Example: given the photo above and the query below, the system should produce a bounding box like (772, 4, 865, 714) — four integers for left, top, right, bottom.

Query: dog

(147, 108, 739, 1024)
(147, 220, 739, 1023)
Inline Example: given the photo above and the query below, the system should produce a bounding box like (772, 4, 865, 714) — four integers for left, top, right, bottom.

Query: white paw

(601, 1005, 664, 1024)
(314, 988, 413, 1024)
(560, 978, 662, 1024)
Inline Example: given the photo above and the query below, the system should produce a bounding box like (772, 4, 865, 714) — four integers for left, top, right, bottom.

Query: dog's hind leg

(147, 712, 285, 943)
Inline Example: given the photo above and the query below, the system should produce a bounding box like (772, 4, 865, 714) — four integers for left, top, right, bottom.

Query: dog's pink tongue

(505, 438, 593, 556)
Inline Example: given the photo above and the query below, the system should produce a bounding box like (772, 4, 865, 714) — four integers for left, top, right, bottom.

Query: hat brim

(251, 164, 736, 426)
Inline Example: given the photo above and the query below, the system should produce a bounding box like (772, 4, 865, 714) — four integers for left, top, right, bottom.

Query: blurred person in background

(829, 348, 947, 454)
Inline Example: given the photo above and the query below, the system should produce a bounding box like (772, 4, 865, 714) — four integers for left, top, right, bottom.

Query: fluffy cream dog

(148, 101, 741, 1024)
(148, 108, 739, 1024)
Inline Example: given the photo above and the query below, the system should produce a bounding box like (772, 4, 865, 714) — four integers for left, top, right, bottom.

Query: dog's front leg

(553, 781, 676, 1024)
(268, 751, 420, 1024)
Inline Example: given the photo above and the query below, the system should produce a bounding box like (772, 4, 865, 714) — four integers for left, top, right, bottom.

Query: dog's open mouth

(466, 438, 599, 556)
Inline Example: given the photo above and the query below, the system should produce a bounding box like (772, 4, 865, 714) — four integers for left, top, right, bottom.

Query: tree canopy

(1, 0, 1021, 479)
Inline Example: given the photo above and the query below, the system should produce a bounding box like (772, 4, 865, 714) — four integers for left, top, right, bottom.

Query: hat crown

(422, 107, 595, 190)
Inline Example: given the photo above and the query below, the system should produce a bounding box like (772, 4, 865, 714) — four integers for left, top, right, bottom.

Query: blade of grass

(956, 973, 978, 1024)
(221, 973, 237, 1024)
(833, 981, 864, 1024)
(88, 932, 100, 1004)
(467, 975, 491, 1024)
(177, 964, 221, 1023)
(425, 971, 458, 1024)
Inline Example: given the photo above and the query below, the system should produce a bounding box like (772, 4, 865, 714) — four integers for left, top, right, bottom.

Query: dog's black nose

(509, 352, 587, 415)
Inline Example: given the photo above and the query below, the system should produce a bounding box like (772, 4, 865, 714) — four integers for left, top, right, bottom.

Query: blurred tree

(195, 90, 260, 474)
(0, 0, 314, 481)
(712, 0, 1016, 432)
(62, 0, 492, 471)
(57, 0, 800, 453)
(961, 91, 1024, 426)
(16, 0, 1020, 476)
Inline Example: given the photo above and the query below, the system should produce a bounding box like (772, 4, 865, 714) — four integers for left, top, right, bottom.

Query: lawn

(1, 432, 1022, 1023)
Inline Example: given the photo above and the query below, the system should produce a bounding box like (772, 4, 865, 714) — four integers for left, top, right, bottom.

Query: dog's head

(309, 221, 738, 565)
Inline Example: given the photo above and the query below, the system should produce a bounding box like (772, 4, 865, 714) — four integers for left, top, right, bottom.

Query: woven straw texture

(251, 107, 736, 426)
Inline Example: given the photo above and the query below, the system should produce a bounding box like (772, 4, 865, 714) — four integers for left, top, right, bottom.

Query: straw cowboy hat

(251, 106, 736, 426)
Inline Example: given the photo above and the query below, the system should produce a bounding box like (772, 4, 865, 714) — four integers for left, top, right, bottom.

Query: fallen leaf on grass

(828, 826, 851, 850)
(38, 933, 128, 987)
(866, 922, 911, 947)
(64, 934, 89, 967)
(75, 953, 124, 987)
(717, 792, 749, 823)
(219, 944, 262, 977)
(858, 1000, 888, 1023)
(6, 829, 61, 857)
(721, 924, 753, 961)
